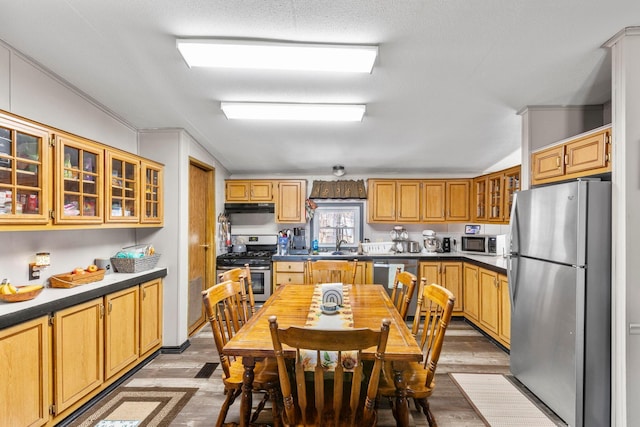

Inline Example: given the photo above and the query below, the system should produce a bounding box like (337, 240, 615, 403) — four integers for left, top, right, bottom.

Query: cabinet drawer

(276, 273, 305, 285)
(275, 262, 305, 273)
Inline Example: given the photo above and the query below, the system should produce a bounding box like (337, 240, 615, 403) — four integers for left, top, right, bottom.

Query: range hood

(224, 203, 275, 214)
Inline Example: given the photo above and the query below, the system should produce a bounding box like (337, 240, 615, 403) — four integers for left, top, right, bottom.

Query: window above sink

(310, 202, 363, 252)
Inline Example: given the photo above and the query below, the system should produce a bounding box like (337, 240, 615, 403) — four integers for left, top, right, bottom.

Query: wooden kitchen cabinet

(420, 261, 463, 314)
(472, 175, 488, 222)
(104, 287, 139, 380)
(463, 263, 480, 322)
(141, 159, 163, 225)
(503, 166, 520, 224)
(53, 298, 104, 414)
(396, 180, 421, 222)
(140, 279, 164, 357)
(54, 133, 104, 225)
(421, 181, 445, 222)
(274, 261, 306, 286)
(0, 114, 51, 225)
(498, 274, 510, 345)
(225, 180, 273, 202)
(484, 166, 520, 224)
(446, 179, 471, 221)
(105, 149, 140, 223)
(276, 180, 306, 223)
(531, 125, 611, 185)
(368, 179, 397, 222)
(0, 316, 50, 427)
(478, 268, 500, 336)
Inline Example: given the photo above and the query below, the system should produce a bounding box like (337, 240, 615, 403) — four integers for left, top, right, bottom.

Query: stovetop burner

(218, 250, 274, 259)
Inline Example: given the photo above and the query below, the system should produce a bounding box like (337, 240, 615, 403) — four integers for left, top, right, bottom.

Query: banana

(17, 284, 43, 293)
(7, 284, 17, 294)
(0, 284, 11, 295)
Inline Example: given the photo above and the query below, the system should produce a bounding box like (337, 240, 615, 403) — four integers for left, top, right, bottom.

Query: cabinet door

(441, 262, 463, 312)
(446, 180, 470, 221)
(463, 263, 480, 321)
(141, 160, 163, 224)
(54, 298, 104, 413)
(0, 115, 51, 225)
(503, 166, 520, 224)
(565, 131, 608, 174)
(140, 279, 163, 356)
(367, 179, 396, 222)
(106, 150, 140, 223)
(487, 172, 504, 222)
(0, 316, 50, 426)
(422, 181, 445, 222)
(498, 274, 510, 346)
(472, 175, 488, 223)
(276, 180, 305, 223)
(419, 262, 441, 287)
(397, 180, 421, 222)
(225, 181, 250, 202)
(105, 287, 139, 380)
(250, 181, 273, 201)
(353, 261, 373, 285)
(478, 268, 499, 335)
(54, 134, 104, 224)
(531, 145, 565, 183)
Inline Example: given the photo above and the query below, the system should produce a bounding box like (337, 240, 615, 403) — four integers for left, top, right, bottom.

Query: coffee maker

(289, 227, 308, 255)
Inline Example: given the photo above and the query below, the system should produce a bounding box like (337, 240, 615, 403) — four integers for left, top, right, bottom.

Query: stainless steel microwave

(461, 235, 497, 255)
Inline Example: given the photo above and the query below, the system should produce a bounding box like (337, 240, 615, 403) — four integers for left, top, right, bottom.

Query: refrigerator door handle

(508, 191, 519, 256)
(507, 254, 518, 308)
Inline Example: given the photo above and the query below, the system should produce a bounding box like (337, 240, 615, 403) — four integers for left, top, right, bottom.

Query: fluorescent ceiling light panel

(177, 39, 378, 73)
(220, 102, 366, 122)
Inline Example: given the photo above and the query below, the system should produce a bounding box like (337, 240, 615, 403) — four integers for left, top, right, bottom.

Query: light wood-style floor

(110, 318, 560, 426)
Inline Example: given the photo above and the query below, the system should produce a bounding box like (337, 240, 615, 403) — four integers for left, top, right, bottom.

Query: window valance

(309, 180, 367, 199)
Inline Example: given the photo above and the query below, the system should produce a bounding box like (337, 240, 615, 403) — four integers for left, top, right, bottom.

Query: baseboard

(160, 339, 191, 354)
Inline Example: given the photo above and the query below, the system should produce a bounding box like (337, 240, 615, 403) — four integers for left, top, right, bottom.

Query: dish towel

(299, 284, 357, 371)
(388, 264, 404, 289)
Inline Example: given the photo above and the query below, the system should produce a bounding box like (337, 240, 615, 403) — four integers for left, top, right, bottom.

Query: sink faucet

(336, 239, 348, 251)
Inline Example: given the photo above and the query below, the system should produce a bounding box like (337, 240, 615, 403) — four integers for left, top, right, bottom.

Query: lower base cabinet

(0, 316, 50, 427)
(273, 260, 373, 287)
(463, 263, 510, 348)
(0, 278, 163, 426)
(419, 261, 463, 315)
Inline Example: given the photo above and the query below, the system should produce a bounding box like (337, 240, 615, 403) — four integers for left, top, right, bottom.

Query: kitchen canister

(95, 258, 112, 274)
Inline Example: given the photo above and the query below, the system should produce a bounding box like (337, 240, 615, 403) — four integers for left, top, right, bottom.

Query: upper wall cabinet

(225, 180, 273, 202)
(0, 110, 163, 230)
(106, 150, 140, 223)
(368, 178, 470, 224)
(473, 166, 520, 224)
(0, 115, 51, 225)
(276, 180, 306, 223)
(531, 125, 611, 186)
(54, 133, 104, 224)
(141, 160, 163, 224)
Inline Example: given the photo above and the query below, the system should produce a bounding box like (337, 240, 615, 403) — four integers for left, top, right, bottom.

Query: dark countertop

(273, 252, 507, 274)
(0, 267, 168, 330)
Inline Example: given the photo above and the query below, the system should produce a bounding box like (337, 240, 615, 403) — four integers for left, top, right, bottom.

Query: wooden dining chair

(269, 316, 390, 427)
(306, 258, 359, 285)
(202, 280, 280, 427)
(390, 268, 418, 320)
(378, 283, 455, 427)
(218, 263, 256, 317)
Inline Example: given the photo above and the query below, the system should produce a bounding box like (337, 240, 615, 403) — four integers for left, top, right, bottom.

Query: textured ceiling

(0, 0, 636, 176)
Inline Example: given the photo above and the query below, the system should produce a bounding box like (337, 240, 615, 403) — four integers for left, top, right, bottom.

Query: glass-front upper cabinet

(106, 150, 139, 223)
(141, 160, 163, 225)
(0, 115, 51, 225)
(54, 133, 104, 224)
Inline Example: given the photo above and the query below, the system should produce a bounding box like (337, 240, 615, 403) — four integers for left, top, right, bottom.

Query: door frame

(187, 157, 215, 336)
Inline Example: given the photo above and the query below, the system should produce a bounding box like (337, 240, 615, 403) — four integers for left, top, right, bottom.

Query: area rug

(450, 373, 560, 426)
(68, 387, 198, 427)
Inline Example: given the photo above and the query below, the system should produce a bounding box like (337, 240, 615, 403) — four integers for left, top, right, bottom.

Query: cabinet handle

(556, 157, 561, 168)
(143, 289, 146, 299)
(108, 302, 112, 313)
(564, 154, 569, 165)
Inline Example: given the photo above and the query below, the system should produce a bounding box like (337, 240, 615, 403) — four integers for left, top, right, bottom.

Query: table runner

(299, 284, 357, 371)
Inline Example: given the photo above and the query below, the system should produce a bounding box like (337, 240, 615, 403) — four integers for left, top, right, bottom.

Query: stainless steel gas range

(216, 234, 276, 303)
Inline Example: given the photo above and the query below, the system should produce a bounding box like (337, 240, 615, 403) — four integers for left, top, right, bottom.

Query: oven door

(217, 265, 272, 303)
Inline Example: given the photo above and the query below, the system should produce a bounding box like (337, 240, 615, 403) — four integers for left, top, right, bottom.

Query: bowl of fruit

(0, 281, 44, 302)
(50, 264, 105, 288)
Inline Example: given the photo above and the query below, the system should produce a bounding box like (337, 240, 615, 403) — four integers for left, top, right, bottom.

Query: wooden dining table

(222, 283, 424, 427)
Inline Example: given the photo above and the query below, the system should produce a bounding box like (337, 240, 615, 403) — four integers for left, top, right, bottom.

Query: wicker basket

(0, 285, 44, 302)
(50, 269, 106, 288)
(110, 254, 160, 273)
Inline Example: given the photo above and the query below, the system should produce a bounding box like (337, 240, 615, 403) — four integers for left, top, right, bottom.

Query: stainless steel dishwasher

(372, 258, 419, 318)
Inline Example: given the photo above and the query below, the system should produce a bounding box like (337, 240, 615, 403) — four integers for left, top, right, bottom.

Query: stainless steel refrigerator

(508, 179, 611, 427)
